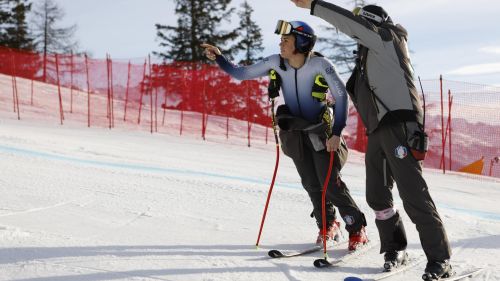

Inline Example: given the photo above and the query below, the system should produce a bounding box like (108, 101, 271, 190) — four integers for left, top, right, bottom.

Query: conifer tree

(233, 0, 264, 65)
(154, 0, 238, 63)
(31, 0, 78, 54)
(0, 1, 9, 29)
(0, 0, 34, 51)
(30, 0, 79, 81)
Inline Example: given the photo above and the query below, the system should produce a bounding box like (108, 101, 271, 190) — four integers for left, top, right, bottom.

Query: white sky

(54, 0, 500, 86)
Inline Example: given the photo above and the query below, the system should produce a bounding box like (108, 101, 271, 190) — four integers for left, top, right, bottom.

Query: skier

(290, 1, 453, 279)
(201, 20, 368, 251)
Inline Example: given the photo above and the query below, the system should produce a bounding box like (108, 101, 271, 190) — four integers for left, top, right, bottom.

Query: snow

(1, 77, 500, 280)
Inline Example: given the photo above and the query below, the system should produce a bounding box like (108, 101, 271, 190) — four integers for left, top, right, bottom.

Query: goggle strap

(292, 29, 315, 39)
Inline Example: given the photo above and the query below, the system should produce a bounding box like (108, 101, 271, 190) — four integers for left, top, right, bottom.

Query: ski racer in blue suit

(202, 20, 368, 250)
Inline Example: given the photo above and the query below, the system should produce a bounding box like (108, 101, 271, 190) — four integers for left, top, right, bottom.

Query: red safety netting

(0, 47, 270, 144)
(1, 46, 499, 178)
(419, 78, 500, 177)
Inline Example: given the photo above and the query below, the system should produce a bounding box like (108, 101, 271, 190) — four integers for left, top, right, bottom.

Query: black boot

(422, 260, 453, 280)
(383, 250, 408, 272)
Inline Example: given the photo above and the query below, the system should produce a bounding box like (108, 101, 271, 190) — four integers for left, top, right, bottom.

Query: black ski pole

(418, 76, 427, 130)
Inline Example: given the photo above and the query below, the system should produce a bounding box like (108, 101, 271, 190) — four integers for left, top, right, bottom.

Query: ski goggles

(274, 20, 314, 38)
(352, 7, 387, 23)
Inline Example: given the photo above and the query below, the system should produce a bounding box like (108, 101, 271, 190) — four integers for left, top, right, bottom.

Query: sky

(54, 0, 500, 86)
(1, 74, 500, 280)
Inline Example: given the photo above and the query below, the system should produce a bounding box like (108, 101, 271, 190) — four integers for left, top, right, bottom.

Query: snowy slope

(1, 116, 500, 281)
(1, 73, 500, 280)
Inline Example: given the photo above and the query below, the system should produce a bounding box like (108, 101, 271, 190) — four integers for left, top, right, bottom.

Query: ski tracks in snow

(0, 195, 94, 218)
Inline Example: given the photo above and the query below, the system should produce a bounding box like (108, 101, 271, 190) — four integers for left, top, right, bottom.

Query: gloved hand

(406, 121, 428, 161)
(320, 105, 333, 138)
(268, 69, 281, 100)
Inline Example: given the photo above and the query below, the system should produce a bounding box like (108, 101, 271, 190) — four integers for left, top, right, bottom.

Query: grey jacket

(312, 1, 424, 134)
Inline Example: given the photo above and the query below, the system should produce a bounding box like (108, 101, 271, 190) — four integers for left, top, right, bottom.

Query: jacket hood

(383, 20, 408, 39)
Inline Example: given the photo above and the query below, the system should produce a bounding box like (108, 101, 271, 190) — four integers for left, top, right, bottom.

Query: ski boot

(383, 250, 408, 272)
(316, 220, 341, 244)
(348, 226, 368, 251)
(422, 260, 453, 280)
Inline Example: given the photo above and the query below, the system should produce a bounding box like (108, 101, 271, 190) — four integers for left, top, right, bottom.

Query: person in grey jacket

(201, 20, 368, 250)
(291, 1, 452, 279)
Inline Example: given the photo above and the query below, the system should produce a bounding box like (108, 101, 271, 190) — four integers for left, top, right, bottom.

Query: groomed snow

(2, 72, 500, 280)
(1, 115, 500, 281)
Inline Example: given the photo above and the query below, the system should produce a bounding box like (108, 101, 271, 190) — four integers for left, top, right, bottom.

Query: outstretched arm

(202, 43, 277, 81)
(291, 1, 385, 51)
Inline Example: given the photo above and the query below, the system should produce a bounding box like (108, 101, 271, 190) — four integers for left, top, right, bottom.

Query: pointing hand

(200, 43, 222, 61)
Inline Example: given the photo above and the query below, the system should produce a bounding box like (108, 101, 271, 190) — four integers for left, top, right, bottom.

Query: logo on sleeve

(325, 66, 335, 74)
(395, 145, 408, 159)
(343, 215, 355, 225)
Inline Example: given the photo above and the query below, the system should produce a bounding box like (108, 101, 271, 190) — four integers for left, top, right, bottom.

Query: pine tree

(316, 0, 369, 75)
(1, 0, 13, 46)
(233, 0, 264, 65)
(229, 1, 267, 136)
(31, 0, 78, 54)
(0, 2, 9, 43)
(154, 0, 238, 63)
(0, 1, 9, 28)
(30, 0, 79, 81)
(0, 0, 34, 51)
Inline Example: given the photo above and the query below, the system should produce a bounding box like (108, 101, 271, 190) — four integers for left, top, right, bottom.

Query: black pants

(365, 122, 451, 262)
(288, 132, 365, 233)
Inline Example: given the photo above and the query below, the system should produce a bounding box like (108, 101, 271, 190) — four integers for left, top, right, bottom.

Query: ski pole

(321, 150, 335, 259)
(256, 98, 280, 248)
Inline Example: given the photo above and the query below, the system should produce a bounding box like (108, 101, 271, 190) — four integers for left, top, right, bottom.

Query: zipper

(295, 69, 304, 117)
(360, 49, 381, 115)
(371, 91, 380, 114)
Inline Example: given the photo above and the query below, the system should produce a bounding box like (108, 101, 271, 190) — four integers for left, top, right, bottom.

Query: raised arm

(201, 43, 275, 80)
(291, 0, 385, 51)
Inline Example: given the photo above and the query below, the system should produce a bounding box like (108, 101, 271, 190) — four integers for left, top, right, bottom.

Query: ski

(372, 255, 427, 280)
(314, 241, 378, 268)
(344, 267, 484, 281)
(268, 245, 323, 258)
(268, 241, 347, 259)
(422, 267, 485, 281)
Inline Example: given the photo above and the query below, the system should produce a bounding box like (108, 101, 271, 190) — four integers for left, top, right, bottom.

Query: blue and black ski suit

(215, 53, 366, 233)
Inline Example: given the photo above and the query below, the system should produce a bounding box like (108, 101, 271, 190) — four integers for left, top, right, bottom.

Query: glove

(406, 122, 428, 161)
(268, 69, 281, 100)
(312, 74, 329, 102)
(320, 105, 333, 138)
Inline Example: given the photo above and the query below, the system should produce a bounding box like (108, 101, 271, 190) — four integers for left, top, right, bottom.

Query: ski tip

(268, 250, 284, 258)
(422, 268, 485, 281)
(313, 258, 332, 268)
(344, 277, 363, 281)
